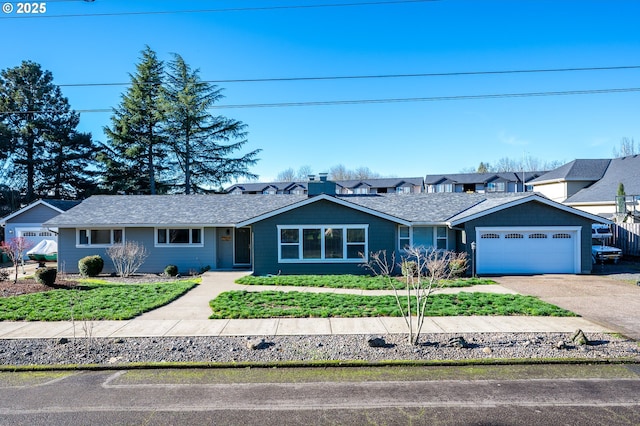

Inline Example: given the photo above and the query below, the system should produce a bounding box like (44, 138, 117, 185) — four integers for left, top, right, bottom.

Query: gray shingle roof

(45, 194, 308, 227)
(344, 193, 489, 222)
(528, 159, 611, 184)
(565, 155, 640, 203)
(225, 177, 424, 193)
(46, 192, 551, 228)
(424, 172, 545, 185)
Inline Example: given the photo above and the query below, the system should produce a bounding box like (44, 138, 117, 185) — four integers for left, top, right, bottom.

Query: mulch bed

(0, 279, 79, 297)
(0, 272, 189, 298)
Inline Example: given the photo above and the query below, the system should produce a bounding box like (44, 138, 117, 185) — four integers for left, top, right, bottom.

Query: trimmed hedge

(164, 264, 178, 277)
(34, 267, 57, 286)
(78, 255, 104, 277)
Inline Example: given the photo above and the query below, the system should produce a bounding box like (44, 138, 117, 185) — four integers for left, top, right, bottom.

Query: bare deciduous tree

(365, 247, 468, 345)
(106, 241, 149, 277)
(613, 137, 638, 158)
(0, 237, 33, 283)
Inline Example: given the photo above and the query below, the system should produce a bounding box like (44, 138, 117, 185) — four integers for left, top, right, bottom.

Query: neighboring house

(46, 177, 606, 276)
(529, 156, 640, 219)
(225, 176, 424, 195)
(0, 199, 81, 258)
(424, 172, 545, 194)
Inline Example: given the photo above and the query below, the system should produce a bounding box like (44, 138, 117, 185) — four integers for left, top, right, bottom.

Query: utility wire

(0, 0, 439, 19)
(56, 65, 640, 87)
(1, 87, 638, 114)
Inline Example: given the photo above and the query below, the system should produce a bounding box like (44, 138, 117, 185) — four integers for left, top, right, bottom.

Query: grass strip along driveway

(0, 279, 199, 321)
(209, 291, 576, 319)
(235, 274, 496, 290)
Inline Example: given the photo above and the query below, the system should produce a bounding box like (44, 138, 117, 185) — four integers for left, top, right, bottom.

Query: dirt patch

(0, 271, 194, 298)
(0, 279, 79, 297)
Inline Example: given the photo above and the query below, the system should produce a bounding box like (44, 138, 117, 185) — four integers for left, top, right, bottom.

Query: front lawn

(0, 278, 200, 321)
(235, 274, 495, 290)
(209, 291, 576, 319)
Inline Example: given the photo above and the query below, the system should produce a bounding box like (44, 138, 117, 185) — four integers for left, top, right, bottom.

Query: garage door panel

(16, 228, 57, 259)
(476, 228, 578, 274)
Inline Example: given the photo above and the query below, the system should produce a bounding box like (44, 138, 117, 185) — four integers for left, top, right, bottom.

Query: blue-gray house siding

(251, 199, 398, 275)
(57, 227, 218, 275)
(457, 201, 594, 274)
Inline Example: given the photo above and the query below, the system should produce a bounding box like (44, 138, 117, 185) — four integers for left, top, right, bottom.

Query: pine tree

(164, 54, 260, 193)
(41, 131, 98, 198)
(102, 46, 168, 194)
(0, 61, 96, 201)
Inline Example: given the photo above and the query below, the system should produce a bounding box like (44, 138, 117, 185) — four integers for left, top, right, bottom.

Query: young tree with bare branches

(0, 237, 33, 283)
(365, 247, 468, 345)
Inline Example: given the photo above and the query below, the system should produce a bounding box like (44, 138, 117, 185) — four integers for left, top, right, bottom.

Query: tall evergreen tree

(164, 54, 260, 193)
(0, 61, 96, 201)
(41, 130, 98, 198)
(102, 46, 168, 194)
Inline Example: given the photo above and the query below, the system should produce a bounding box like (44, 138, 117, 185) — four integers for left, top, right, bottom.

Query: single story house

(45, 179, 607, 276)
(0, 199, 81, 258)
(529, 155, 640, 220)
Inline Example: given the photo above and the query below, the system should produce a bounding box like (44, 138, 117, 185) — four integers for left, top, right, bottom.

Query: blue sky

(2, 0, 639, 182)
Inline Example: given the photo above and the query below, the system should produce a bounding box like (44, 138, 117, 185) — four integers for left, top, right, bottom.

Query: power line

(0, 0, 439, 19)
(56, 65, 640, 88)
(1, 87, 638, 114)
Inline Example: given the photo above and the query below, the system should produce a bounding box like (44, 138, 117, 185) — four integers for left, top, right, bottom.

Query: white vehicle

(592, 223, 613, 239)
(591, 224, 622, 264)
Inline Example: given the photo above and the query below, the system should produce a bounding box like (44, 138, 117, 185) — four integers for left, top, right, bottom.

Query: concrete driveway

(494, 269, 640, 341)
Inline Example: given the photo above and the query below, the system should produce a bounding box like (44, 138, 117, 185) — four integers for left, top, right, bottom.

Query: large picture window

(398, 226, 448, 250)
(77, 229, 123, 246)
(156, 228, 203, 246)
(278, 225, 368, 262)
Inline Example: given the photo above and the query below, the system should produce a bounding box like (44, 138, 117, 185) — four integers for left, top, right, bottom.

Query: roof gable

(1, 199, 79, 225)
(449, 193, 609, 226)
(237, 194, 411, 227)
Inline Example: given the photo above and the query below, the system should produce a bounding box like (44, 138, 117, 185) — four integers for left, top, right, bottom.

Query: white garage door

(476, 227, 580, 274)
(17, 228, 57, 259)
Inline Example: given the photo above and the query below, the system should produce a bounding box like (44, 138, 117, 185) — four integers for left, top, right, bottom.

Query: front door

(234, 227, 252, 266)
(217, 228, 234, 269)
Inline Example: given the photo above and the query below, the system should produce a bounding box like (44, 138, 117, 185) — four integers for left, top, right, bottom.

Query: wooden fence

(612, 223, 640, 257)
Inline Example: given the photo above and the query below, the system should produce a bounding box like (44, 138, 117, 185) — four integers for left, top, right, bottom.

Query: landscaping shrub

(164, 264, 178, 277)
(78, 255, 104, 277)
(34, 267, 57, 286)
(106, 241, 148, 277)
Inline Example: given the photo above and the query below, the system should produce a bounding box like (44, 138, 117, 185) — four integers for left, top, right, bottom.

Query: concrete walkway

(0, 272, 613, 339)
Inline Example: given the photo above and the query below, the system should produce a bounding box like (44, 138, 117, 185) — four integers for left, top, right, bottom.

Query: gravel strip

(1, 333, 638, 366)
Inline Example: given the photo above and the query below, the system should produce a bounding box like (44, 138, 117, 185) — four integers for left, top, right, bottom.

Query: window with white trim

(487, 182, 506, 192)
(278, 225, 367, 262)
(396, 186, 411, 194)
(436, 183, 453, 193)
(156, 228, 203, 246)
(77, 229, 123, 246)
(398, 226, 448, 250)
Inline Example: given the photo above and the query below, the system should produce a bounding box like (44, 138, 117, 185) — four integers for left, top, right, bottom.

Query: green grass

(0, 278, 200, 321)
(209, 291, 576, 319)
(235, 274, 495, 290)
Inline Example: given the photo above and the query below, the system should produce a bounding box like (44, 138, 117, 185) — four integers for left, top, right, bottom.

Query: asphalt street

(1, 366, 639, 425)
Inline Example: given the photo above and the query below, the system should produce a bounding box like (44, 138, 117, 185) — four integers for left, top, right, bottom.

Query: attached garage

(1, 199, 80, 260)
(475, 227, 581, 274)
(16, 228, 57, 251)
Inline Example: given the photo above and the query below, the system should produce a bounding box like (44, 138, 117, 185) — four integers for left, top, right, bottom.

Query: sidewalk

(0, 271, 613, 339)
